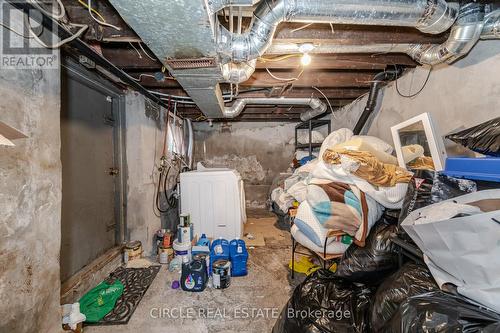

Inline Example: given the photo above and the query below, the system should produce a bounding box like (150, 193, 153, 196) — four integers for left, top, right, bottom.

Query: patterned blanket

(294, 181, 383, 248)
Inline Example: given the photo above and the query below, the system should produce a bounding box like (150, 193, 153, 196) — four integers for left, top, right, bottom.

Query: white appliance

(180, 165, 246, 240)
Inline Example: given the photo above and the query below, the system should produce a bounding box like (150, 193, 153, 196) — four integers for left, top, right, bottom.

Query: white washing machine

(180, 165, 246, 240)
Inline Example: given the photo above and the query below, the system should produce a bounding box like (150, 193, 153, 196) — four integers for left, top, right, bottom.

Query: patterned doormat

(86, 265, 161, 326)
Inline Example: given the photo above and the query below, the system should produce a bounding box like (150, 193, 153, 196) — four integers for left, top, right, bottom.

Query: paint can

(212, 259, 231, 289)
(158, 245, 173, 264)
(173, 239, 192, 264)
(124, 241, 142, 262)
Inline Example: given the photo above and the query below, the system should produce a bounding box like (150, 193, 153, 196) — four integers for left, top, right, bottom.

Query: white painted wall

(125, 92, 166, 256)
(333, 40, 500, 155)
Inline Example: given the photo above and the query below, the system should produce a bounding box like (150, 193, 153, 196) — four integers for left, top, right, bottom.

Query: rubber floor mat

(86, 265, 161, 326)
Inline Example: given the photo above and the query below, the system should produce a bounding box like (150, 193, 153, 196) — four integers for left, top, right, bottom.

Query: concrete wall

(0, 67, 62, 333)
(333, 40, 500, 155)
(194, 122, 296, 208)
(125, 92, 167, 256)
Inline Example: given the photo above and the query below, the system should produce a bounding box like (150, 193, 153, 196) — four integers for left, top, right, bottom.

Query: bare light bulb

(301, 53, 311, 66)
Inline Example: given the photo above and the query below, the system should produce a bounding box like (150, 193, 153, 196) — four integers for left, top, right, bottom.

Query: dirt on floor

(84, 212, 305, 333)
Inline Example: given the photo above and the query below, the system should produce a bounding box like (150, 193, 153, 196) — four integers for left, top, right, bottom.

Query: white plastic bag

(401, 189, 500, 312)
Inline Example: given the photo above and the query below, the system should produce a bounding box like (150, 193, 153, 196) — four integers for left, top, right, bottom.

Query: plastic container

(209, 238, 230, 274)
(229, 239, 248, 277)
(173, 239, 192, 264)
(444, 157, 500, 182)
(180, 168, 246, 240)
(181, 260, 208, 292)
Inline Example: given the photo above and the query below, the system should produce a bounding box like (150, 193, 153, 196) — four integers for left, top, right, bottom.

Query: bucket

(124, 241, 142, 263)
(212, 259, 231, 289)
(173, 239, 192, 264)
(158, 245, 173, 264)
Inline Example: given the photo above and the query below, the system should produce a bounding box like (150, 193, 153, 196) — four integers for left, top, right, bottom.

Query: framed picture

(390, 112, 447, 171)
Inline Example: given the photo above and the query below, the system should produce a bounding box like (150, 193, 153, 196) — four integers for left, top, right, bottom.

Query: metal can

(158, 245, 173, 264)
(212, 259, 231, 289)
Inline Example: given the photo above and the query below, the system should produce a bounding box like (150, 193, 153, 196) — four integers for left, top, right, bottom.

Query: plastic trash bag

(370, 263, 439, 332)
(79, 279, 124, 323)
(380, 291, 500, 333)
(398, 170, 477, 224)
(272, 269, 373, 333)
(446, 117, 500, 157)
(335, 216, 398, 285)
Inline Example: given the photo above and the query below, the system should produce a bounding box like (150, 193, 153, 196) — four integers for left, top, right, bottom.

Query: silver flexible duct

(217, 0, 459, 63)
(223, 97, 327, 118)
(408, 3, 485, 65)
(222, 59, 257, 84)
(481, 9, 500, 39)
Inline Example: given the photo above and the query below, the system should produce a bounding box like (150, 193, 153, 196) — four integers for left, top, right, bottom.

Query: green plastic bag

(79, 279, 124, 322)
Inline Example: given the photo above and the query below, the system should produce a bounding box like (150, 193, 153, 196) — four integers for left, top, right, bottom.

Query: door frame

(61, 56, 127, 246)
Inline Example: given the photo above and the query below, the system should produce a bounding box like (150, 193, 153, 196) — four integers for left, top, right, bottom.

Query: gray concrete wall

(194, 122, 295, 208)
(0, 67, 62, 333)
(333, 40, 500, 155)
(125, 92, 166, 256)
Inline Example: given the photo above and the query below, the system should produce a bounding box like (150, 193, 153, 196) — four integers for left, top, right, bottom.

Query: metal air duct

(223, 97, 327, 118)
(217, 0, 459, 63)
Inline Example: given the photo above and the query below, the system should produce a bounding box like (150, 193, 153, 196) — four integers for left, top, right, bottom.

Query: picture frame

(390, 112, 447, 171)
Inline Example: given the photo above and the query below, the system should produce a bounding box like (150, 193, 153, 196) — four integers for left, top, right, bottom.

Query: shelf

(295, 119, 330, 130)
(295, 143, 322, 150)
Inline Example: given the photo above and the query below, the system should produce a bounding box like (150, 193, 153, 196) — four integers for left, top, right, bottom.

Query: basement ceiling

(61, 0, 449, 122)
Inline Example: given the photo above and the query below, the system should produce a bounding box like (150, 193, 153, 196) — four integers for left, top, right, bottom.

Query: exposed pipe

(222, 97, 327, 118)
(221, 59, 256, 84)
(408, 3, 485, 65)
(481, 9, 500, 39)
(217, 0, 459, 63)
(183, 118, 194, 169)
(353, 69, 401, 135)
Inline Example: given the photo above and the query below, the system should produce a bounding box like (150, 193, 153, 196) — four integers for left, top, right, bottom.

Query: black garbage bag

(273, 269, 373, 333)
(335, 216, 398, 285)
(370, 263, 439, 332)
(398, 170, 477, 224)
(446, 117, 500, 157)
(381, 291, 500, 333)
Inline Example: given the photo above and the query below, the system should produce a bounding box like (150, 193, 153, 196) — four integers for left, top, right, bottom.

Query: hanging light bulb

(301, 53, 311, 66)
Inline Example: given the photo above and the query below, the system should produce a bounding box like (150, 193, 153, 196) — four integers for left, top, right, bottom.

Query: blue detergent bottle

(209, 238, 229, 274)
(229, 238, 248, 277)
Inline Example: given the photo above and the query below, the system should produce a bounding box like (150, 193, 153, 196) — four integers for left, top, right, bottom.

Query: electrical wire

(29, 22, 88, 49)
(129, 42, 142, 58)
(28, 0, 66, 20)
(138, 42, 156, 61)
(265, 67, 304, 82)
(395, 66, 432, 98)
(77, 0, 106, 22)
(129, 73, 156, 82)
(0, 21, 32, 38)
(290, 23, 313, 32)
(87, 0, 121, 31)
(258, 54, 302, 63)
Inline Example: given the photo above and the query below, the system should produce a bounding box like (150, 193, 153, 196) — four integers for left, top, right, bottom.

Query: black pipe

(353, 69, 401, 135)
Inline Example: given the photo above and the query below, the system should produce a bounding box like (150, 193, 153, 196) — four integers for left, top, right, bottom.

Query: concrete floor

(85, 215, 303, 333)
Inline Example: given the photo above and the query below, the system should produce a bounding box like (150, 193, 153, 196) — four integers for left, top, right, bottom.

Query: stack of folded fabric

(289, 128, 413, 255)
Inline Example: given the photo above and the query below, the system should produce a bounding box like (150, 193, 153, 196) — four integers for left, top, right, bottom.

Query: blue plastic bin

(209, 238, 230, 274)
(444, 157, 500, 183)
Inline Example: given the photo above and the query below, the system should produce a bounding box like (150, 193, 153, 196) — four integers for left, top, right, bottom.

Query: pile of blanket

(271, 128, 413, 254)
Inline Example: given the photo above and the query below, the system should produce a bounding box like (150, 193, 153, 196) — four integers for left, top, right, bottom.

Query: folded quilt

(293, 181, 383, 248)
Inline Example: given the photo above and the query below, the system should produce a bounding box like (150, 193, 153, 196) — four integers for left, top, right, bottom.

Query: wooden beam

(101, 47, 161, 69)
(274, 23, 448, 44)
(63, 2, 139, 42)
(242, 70, 375, 88)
